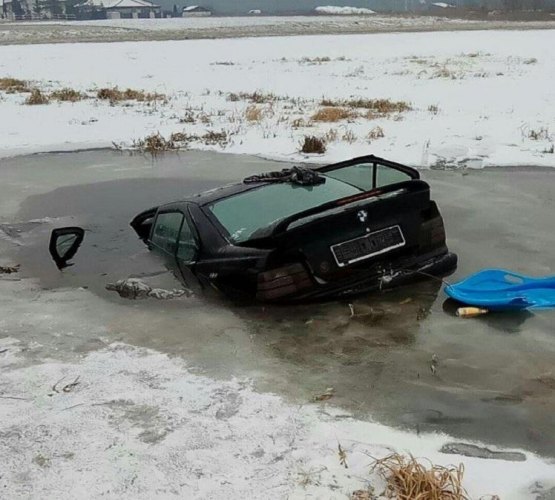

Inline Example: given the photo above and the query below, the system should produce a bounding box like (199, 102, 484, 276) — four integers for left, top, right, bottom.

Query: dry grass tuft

(321, 98, 411, 115)
(245, 105, 264, 122)
(202, 130, 229, 146)
(300, 135, 326, 154)
(300, 56, 331, 64)
(312, 106, 356, 122)
(428, 104, 440, 115)
(342, 130, 357, 143)
(227, 91, 277, 104)
(24, 89, 49, 105)
(371, 453, 470, 500)
(0, 77, 30, 93)
(367, 126, 385, 140)
(97, 87, 165, 103)
(431, 66, 460, 79)
(528, 127, 550, 141)
(169, 131, 188, 142)
(132, 132, 178, 155)
(179, 111, 196, 124)
(351, 490, 374, 500)
(292, 117, 309, 129)
(51, 88, 85, 102)
(324, 128, 338, 142)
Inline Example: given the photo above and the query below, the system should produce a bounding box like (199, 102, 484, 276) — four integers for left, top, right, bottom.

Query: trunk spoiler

(272, 179, 428, 235)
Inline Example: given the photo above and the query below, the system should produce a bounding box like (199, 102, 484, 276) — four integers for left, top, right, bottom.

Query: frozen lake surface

(1, 150, 554, 452)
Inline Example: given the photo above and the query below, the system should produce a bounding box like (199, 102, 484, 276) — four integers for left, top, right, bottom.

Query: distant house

(182, 4, 211, 16)
(75, 0, 160, 18)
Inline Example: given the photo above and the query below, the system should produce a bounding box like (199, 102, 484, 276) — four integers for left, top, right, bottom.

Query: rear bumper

(258, 251, 457, 302)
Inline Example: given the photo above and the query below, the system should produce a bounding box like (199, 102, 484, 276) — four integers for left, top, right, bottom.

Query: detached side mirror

(49, 227, 85, 270)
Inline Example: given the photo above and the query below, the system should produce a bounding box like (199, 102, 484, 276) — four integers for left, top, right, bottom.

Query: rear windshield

(208, 177, 362, 243)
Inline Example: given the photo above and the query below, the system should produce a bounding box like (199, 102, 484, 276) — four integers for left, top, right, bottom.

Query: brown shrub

(311, 107, 356, 122)
(300, 135, 326, 154)
(24, 89, 49, 105)
(0, 77, 30, 93)
(51, 88, 85, 102)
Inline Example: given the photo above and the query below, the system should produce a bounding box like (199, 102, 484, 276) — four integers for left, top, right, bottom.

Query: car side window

(376, 164, 412, 187)
(177, 216, 199, 263)
(151, 212, 184, 255)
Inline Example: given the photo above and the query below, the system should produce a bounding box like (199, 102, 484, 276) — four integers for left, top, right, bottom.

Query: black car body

(128, 155, 457, 302)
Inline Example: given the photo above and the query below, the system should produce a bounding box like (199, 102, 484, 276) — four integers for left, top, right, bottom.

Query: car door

(175, 208, 201, 288)
(149, 208, 200, 289)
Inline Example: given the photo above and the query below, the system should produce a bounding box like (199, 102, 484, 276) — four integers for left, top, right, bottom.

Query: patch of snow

(0, 30, 553, 168)
(315, 5, 376, 14)
(1, 340, 554, 498)
(432, 2, 455, 7)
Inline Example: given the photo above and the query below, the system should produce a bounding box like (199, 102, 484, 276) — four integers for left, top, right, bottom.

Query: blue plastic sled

(445, 269, 555, 310)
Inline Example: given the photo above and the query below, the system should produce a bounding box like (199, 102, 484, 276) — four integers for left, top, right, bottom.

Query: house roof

(76, 0, 159, 8)
(183, 5, 210, 11)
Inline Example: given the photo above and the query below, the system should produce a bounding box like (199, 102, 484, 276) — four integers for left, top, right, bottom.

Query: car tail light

(257, 263, 312, 301)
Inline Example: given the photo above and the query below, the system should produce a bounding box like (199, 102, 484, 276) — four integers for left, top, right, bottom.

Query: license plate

(331, 225, 405, 267)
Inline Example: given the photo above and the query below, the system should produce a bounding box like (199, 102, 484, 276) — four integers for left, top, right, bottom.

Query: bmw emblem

(357, 210, 368, 223)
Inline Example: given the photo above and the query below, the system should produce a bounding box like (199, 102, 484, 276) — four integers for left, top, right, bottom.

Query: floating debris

(430, 354, 439, 376)
(0, 264, 20, 274)
(440, 442, 526, 462)
(105, 278, 192, 300)
(312, 387, 335, 402)
(338, 442, 348, 469)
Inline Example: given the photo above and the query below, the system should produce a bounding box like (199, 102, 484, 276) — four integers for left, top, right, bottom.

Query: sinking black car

(50, 155, 456, 301)
(108, 154, 455, 302)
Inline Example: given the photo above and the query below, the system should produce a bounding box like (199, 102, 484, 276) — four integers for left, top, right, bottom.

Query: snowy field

(0, 29, 554, 167)
(1, 29, 555, 498)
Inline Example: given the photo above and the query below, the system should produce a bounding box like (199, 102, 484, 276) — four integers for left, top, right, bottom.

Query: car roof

(172, 155, 418, 207)
(183, 180, 266, 206)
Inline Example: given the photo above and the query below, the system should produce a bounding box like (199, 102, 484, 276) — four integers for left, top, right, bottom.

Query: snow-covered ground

(1, 30, 555, 497)
(7, 15, 476, 32)
(315, 6, 376, 15)
(0, 29, 554, 167)
(2, 335, 555, 499)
